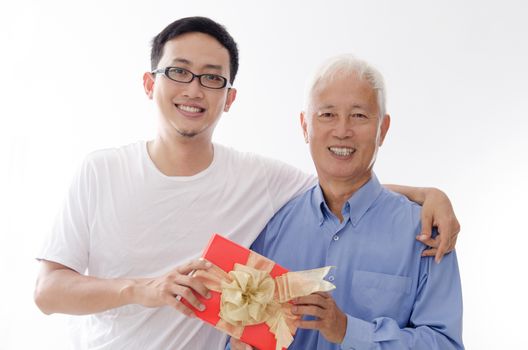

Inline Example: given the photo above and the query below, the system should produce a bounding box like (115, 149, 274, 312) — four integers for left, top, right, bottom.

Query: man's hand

(292, 292, 347, 344)
(130, 259, 212, 317)
(417, 187, 460, 263)
(230, 338, 254, 350)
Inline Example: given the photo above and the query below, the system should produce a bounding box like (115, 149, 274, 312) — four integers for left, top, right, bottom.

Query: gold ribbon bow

(196, 261, 335, 350)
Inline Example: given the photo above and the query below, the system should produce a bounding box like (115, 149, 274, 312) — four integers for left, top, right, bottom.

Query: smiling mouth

(176, 104, 205, 113)
(328, 146, 356, 157)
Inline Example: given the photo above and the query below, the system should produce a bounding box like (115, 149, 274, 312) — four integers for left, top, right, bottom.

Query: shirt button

(328, 276, 335, 282)
(333, 235, 339, 241)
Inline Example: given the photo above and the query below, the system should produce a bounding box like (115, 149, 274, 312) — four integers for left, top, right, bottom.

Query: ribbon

(220, 264, 278, 326)
(194, 256, 335, 350)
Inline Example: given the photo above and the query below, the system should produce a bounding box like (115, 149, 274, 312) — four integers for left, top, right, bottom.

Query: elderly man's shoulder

(377, 187, 422, 222)
(269, 185, 319, 218)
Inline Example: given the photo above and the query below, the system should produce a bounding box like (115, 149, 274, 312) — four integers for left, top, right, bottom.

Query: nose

(333, 115, 354, 139)
(182, 77, 205, 99)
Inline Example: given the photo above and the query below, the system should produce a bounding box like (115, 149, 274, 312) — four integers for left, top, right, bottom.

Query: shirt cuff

(341, 314, 376, 350)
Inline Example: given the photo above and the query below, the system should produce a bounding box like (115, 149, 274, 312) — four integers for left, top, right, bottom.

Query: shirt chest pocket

(351, 270, 412, 321)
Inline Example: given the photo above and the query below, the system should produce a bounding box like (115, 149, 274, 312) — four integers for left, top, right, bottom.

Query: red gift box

(182, 233, 290, 350)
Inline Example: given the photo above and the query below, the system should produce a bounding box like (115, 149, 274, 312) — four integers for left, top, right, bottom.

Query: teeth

(177, 104, 203, 113)
(329, 147, 355, 156)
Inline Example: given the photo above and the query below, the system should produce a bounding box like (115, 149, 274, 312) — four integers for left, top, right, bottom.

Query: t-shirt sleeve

(261, 158, 316, 214)
(37, 156, 95, 274)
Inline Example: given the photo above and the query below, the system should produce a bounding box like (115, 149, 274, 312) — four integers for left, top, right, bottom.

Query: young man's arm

(34, 259, 212, 316)
(385, 185, 460, 262)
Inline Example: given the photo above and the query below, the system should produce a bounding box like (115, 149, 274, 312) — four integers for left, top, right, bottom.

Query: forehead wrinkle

(317, 104, 336, 110)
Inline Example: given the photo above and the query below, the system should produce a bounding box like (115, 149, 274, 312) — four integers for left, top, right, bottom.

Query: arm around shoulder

(385, 184, 460, 262)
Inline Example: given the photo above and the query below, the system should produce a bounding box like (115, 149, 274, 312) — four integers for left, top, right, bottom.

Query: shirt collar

(311, 173, 383, 226)
(312, 184, 327, 225)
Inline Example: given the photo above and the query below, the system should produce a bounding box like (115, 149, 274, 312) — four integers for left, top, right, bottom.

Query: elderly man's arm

(385, 185, 460, 263)
(230, 214, 463, 350)
(305, 252, 464, 350)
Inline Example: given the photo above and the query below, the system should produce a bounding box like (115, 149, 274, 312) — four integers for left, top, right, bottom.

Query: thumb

(418, 213, 433, 242)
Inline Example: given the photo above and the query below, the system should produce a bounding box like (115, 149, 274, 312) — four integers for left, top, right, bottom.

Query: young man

(35, 17, 460, 350)
(231, 55, 463, 350)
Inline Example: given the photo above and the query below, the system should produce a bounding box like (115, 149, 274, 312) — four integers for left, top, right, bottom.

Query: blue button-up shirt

(250, 175, 463, 349)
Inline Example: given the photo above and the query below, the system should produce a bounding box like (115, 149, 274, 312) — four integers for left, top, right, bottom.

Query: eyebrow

(170, 58, 224, 72)
(318, 103, 366, 110)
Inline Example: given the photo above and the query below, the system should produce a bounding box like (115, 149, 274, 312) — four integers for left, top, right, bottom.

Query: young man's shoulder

(214, 143, 313, 184)
(83, 141, 143, 167)
(215, 143, 292, 167)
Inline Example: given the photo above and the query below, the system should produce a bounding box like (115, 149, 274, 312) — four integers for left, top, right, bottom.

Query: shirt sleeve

(37, 156, 96, 274)
(340, 252, 464, 350)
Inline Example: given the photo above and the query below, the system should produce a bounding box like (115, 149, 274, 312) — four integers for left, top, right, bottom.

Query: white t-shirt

(38, 141, 315, 350)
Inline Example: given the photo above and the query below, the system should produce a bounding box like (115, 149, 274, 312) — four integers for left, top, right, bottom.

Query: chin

(177, 130, 198, 138)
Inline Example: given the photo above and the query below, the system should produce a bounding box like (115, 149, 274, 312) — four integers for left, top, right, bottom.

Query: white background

(1, 0, 527, 348)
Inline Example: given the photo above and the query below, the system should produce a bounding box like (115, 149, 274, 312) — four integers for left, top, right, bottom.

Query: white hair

(304, 54, 387, 119)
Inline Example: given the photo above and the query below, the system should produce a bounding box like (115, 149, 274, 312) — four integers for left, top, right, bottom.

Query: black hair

(151, 16, 239, 84)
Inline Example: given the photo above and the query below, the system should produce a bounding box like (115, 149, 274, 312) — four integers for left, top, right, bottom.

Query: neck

(147, 135, 214, 176)
(319, 173, 372, 222)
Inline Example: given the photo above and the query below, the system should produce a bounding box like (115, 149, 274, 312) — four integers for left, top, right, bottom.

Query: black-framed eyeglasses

(151, 66, 231, 89)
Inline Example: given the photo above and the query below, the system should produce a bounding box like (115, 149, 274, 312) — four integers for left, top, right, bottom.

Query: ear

(223, 88, 237, 112)
(378, 114, 391, 146)
(300, 111, 309, 143)
(143, 72, 155, 99)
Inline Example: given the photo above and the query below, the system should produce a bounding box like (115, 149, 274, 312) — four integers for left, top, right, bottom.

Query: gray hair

(304, 54, 387, 119)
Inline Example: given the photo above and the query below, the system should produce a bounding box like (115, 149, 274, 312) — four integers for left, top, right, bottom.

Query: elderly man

(231, 55, 463, 349)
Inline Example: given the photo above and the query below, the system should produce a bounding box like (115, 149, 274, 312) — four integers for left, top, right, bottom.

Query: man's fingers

(293, 293, 326, 306)
(449, 231, 459, 250)
(419, 213, 433, 240)
(292, 304, 324, 318)
(421, 248, 437, 257)
(171, 284, 206, 311)
(416, 235, 439, 248)
(150, 259, 215, 315)
(434, 232, 451, 263)
(312, 291, 331, 298)
(438, 224, 458, 252)
(177, 259, 212, 275)
(162, 293, 196, 317)
(432, 216, 460, 263)
(176, 274, 211, 299)
(296, 319, 323, 330)
(421, 233, 451, 263)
